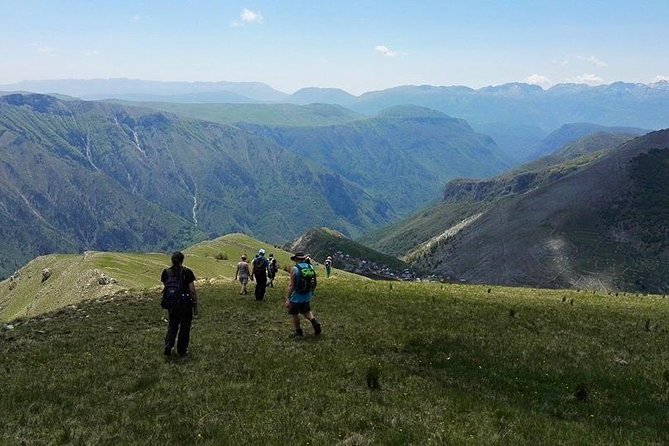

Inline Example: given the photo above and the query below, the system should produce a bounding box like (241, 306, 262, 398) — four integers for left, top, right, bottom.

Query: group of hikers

(160, 249, 326, 357)
(233, 249, 279, 299)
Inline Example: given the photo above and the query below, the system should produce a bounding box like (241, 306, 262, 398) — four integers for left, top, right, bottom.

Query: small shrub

(570, 299, 574, 305)
(214, 252, 228, 261)
(574, 384, 588, 402)
(366, 365, 381, 390)
(562, 296, 566, 303)
(509, 309, 516, 318)
(645, 319, 651, 332)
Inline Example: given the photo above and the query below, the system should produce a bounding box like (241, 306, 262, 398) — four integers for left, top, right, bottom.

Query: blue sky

(1, 0, 668, 94)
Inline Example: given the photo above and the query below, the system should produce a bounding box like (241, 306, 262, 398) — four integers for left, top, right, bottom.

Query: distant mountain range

(0, 79, 289, 102)
(0, 94, 506, 278)
(3, 79, 669, 132)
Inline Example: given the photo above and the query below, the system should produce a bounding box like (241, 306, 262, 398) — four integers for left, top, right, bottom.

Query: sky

(1, 0, 668, 94)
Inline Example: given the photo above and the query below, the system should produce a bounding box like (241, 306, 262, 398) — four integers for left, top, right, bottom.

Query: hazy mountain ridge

(0, 79, 288, 102)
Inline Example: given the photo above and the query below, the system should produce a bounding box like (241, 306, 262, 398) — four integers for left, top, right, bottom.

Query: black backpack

(161, 267, 185, 309)
(253, 258, 267, 275)
(295, 263, 317, 294)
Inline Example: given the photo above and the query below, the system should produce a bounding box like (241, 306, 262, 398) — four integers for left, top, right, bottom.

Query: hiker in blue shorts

(285, 251, 321, 338)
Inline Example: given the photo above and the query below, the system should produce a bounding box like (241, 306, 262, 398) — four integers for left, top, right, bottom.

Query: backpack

(161, 267, 185, 309)
(295, 263, 317, 294)
(253, 257, 268, 275)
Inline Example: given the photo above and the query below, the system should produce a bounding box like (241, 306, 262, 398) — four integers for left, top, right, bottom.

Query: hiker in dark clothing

(267, 253, 278, 288)
(251, 248, 269, 301)
(161, 251, 197, 357)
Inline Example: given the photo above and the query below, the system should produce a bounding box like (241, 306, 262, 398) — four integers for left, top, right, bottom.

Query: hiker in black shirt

(161, 251, 197, 357)
(251, 248, 269, 301)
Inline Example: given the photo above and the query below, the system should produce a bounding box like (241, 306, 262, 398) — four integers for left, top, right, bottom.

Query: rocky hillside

(409, 130, 669, 292)
(362, 131, 639, 257)
(289, 228, 411, 280)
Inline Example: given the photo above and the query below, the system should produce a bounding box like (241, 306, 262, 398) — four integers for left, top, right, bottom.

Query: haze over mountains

(2, 78, 669, 131)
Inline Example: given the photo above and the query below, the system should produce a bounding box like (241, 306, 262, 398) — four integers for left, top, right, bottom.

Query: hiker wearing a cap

(324, 256, 333, 278)
(285, 251, 321, 338)
(251, 249, 270, 301)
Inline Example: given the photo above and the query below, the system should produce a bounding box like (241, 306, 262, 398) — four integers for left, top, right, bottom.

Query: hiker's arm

(189, 282, 197, 304)
(285, 269, 295, 307)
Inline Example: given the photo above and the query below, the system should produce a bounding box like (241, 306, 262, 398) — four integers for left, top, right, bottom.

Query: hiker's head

(241, 255, 247, 261)
(171, 251, 184, 267)
(290, 251, 307, 263)
(269, 253, 274, 258)
(258, 249, 266, 257)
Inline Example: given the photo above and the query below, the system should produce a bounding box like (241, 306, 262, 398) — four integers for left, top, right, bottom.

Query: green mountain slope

(106, 101, 365, 127)
(1, 279, 667, 444)
(0, 94, 393, 278)
(361, 131, 638, 257)
(409, 130, 669, 292)
(241, 105, 509, 215)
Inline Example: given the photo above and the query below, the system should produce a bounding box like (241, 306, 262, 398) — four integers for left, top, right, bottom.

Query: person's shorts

(287, 301, 311, 315)
(239, 277, 248, 285)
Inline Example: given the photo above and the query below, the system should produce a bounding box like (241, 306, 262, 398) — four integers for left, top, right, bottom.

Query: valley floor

(1, 279, 668, 445)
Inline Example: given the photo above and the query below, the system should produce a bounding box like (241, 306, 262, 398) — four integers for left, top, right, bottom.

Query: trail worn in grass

(1, 280, 668, 444)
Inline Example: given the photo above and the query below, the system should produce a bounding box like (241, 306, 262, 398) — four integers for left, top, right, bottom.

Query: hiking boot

(312, 320, 322, 336)
(294, 328, 304, 338)
(164, 347, 172, 356)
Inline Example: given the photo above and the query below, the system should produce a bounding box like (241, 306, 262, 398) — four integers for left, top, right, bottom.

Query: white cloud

(525, 74, 552, 88)
(652, 75, 669, 82)
(567, 73, 606, 86)
(374, 45, 407, 58)
(231, 8, 264, 27)
(577, 55, 607, 67)
(36, 46, 57, 57)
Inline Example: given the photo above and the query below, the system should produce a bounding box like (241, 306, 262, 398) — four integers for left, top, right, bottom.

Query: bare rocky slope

(409, 130, 669, 292)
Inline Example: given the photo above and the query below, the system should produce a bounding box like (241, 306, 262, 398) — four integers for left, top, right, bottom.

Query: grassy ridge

(1, 278, 668, 444)
(0, 234, 359, 322)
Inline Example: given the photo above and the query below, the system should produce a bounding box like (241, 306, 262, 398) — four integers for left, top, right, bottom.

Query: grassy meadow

(2, 275, 668, 444)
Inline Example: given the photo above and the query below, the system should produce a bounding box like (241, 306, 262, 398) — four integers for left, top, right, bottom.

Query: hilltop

(289, 227, 409, 279)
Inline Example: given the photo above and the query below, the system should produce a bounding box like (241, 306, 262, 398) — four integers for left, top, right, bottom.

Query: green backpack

(295, 263, 317, 294)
